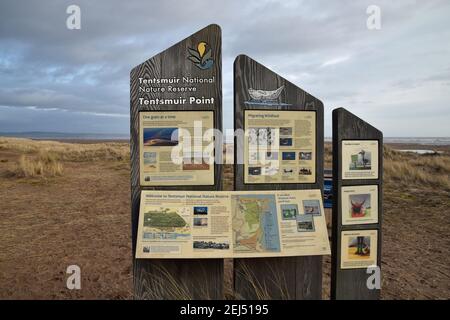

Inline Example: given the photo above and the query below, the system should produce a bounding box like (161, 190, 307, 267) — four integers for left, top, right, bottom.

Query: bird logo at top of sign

(245, 85, 291, 106)
(187, 41, 214, 70)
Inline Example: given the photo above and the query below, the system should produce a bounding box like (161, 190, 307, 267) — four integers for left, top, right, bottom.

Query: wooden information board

(234, 55, 326, 299)
(331, 107, 383, 300)
(130, 24, 223, 299)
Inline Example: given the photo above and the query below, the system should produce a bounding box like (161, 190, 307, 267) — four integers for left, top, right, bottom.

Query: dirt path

(380, 184, 450, 299)
(0, 159, 133, 299)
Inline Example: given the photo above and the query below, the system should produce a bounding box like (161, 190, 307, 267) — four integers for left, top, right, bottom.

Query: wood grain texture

(130, 24, 223, 299)
(331, 107, 383, 300)
(233, 55, 324, 300)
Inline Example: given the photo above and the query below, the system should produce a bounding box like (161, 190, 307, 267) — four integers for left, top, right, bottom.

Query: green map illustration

(142, 207, 190, 240)
(144, 209, 186, 228)
(231, 194, 281, 253)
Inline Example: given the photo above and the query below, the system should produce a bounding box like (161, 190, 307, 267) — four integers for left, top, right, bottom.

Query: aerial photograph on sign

(143, 128, 179, 146)
(142, 207, 191, 239)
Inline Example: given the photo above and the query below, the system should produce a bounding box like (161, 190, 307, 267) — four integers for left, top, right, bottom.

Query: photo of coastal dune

(143, 128, 178, 146)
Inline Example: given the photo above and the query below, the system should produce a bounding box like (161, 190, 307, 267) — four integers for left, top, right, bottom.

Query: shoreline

(1, 136, 449, 152)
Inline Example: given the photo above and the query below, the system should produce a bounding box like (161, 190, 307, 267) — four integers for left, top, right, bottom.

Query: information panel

(135, 189, 330, 259)
(341, 185, 379, 225)
(139, 111, 215, 186)
(342, 140, 379, 180)
(244, 110, 316, 184)
(340, 229, 378, 269)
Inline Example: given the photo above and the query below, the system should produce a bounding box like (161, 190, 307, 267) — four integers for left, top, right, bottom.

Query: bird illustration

(187, 41, 214, 70)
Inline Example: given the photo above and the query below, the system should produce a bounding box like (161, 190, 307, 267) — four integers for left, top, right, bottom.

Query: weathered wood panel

(233, 55, 324, 299)
(331, 107, 383, 300)
(130, 24, 223, 299)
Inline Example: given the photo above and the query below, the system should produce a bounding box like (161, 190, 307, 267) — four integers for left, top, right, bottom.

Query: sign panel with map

(135, 189, 330, 258)
(244, 110, 316, 184)
(139, 111, 215, 186)
(231, 194, 280, 253)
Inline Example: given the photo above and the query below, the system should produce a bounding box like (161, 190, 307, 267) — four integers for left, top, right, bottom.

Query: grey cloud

(0, 0, 449, 136)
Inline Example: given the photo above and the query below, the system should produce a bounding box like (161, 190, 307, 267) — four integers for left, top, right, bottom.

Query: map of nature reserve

(232, 194, 281, 253)
(135, 189, 330, 259)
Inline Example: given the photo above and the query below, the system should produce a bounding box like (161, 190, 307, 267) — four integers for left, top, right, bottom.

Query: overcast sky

(0, 0, 449, 137)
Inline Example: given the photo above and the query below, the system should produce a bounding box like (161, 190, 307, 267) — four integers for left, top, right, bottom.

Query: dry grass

(324, 143, 332, 168)
(133, 261, 292, 300)
(0, 137, 129, 162)
(233, 261, 292, 300)
(1, 137, 129, 179)
(15, 152, 63, 178)
(384, 146, 450, 191)
(134, 265, 193, 300)
(322, 143, 450, 191)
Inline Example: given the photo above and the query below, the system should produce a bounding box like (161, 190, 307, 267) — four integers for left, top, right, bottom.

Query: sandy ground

(0, 143, 449, 299)
(0, 152, 132, 299)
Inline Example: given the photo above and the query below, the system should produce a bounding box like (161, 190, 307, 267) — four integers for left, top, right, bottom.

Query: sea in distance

(324, 136, 450, 146)
(1, 132, 449, 146)
(0, 131, 129, 141)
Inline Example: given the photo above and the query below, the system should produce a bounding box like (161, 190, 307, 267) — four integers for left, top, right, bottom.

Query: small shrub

(14, 152, 63, 178)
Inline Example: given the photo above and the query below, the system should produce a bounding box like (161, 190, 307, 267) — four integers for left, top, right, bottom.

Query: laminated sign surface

(139, 111, 215, 186)
(136, 189, 331, 259)
(244, 110, 316, 184)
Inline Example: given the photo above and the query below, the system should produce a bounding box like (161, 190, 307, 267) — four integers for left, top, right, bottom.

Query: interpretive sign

(341, 185, 378, 225)
(130, 24, 223, 299)
(342, 140, 379, 180)
(139, 111, 215, 186)
(340, 229, 378, 269)
(244, 110, 316, 184)
(135, 189, 330, 259)
(331, 107, 383, 300)
(234, 55, 325, 300)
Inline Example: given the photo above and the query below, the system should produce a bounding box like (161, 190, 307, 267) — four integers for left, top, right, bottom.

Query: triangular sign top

(131, 24, 221, 77)
(234, 54, 322, 108)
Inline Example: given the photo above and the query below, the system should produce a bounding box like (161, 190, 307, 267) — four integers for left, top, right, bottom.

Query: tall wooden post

(233, 55, 324, 299)
(130, 24, 223, 299)
(331, 107, 383, 300)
